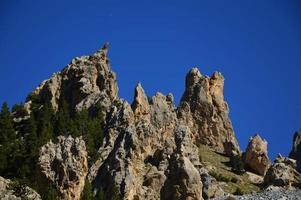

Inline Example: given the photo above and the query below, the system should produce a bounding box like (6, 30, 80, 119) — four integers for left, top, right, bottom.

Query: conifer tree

(80, 180, 94, 200)
(0, 102, 16, 176)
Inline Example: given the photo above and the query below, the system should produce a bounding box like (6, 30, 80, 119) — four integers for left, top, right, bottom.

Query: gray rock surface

(213, 188, 301, 200)
(38, 136, 88, 200)
(244, 134, 270, 175)
(0, 176, 41, 200)
(87, 81, 211, 199)
(264, 154, 301, 188)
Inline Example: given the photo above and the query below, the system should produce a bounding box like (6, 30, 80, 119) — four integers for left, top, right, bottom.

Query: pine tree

(36, 104, 55, 145)
(0, 102, 17, 176)
(55, 100, 74, 137)
(111, 186, 123, 200)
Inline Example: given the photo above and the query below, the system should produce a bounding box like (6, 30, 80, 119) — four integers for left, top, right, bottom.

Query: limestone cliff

(22, 44, 245, 199)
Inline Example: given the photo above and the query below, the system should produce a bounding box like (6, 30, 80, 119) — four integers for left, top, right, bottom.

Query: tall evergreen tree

(0, 102, 17, 176)
(36, 104, 55, 145)
(55, 100, 74, 137)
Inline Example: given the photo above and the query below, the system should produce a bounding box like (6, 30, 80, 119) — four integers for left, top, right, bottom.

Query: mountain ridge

(0, 44, 300, 200)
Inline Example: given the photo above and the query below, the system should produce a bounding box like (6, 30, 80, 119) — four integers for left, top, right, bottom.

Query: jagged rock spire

(178, 67, 240, 156)
(131, 82, 150, 119)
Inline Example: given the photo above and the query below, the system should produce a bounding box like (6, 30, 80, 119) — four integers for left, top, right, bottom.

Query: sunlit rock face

(29, 44, 243, 199)
(178, 68, 240, 156)
(25, 43, 118, 115)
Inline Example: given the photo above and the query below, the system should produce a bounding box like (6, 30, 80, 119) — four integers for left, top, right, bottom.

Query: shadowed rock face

(244, 134, 270, 176)
(38, 136, 88, 200)
(178, 68, 240, 156)
(289, 129, 301, 172)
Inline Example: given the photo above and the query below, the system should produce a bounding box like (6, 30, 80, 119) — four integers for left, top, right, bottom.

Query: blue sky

(0, 0, 300, 159)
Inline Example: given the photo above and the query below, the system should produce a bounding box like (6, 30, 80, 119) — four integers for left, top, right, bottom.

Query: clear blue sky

(1, 0, 300, 159)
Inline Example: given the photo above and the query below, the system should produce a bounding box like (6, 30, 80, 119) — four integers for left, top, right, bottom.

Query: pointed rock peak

(134, 82, 148, 102)
(166, 93, 174, 104)
(211, 71, 224, 81)
(250, 134, 266, 143)
(102, 42, 109, 50)
(132, 82, 150, 115)
(289, 129, 301, 160)
(94, 42, 110, 58)
(186, 67, 202, 87)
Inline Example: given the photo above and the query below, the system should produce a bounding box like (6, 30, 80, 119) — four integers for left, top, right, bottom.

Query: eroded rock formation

(178, 68, 240, 156)
(38, 136, 88, 200)
(25, 43, 118, 115)
(244, 134, 270, 176)
(264, 154, 301, 188)
(28, 45, 243, 199)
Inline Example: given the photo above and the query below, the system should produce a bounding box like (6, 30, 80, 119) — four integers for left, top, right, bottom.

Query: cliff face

(22, 44, 242, 199)
(38, 136, 88, 200)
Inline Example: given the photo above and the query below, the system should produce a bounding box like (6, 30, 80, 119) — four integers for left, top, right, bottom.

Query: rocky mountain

(0, 44, 301, 200)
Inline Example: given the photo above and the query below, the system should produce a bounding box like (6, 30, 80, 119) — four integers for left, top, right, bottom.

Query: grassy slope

(198, 144, 261, 195)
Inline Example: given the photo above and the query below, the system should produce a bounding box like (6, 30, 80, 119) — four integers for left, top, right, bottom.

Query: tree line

(0, 93, 106, 199)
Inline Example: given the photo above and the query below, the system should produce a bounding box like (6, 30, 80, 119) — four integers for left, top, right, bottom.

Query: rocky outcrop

(26, 45, 243, 199)
(38, 136, 88, 200)
(178, 68, 240, 156)
(25, 43, 118, 115)
(244, 134, 270, 175)
(289, 129, 301, 172)
(264, 154, 301, 188)
(89, 82, 206, 200)
(0, 176, 41, 200)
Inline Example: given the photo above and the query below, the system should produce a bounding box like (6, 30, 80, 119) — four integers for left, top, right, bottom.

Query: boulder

(244, 134, 270, 175)
(264, 155, 301, 188)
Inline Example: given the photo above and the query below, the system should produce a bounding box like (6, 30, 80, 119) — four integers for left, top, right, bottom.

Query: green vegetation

(198, 144, 261, 195)
(233, 187, 245, 195)
(0, 99, 105, 198)
(209, 171, 231, 182)
(81, 180, 94, 200)
(230, 154, 245, 175)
